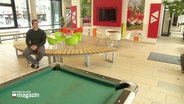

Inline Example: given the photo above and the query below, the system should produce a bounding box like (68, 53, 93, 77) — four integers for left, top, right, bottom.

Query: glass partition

(0, 6, 14, 28)
(52, 0, 61, 28)
(14, 0, 29, 27)
(0, 0, 61, 29)
(36, 0, 52, 26)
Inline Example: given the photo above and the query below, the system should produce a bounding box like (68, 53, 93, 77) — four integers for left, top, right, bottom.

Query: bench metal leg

(53, 56, 56, 62)
(105, 53, 109, 60)
(105, 52, 115, 63)
(15, 48, 23, 58)
(112, 52, 115, 63)
(0, 37, 1, 43)
(15, 49, 19, 57)
(54, 55, 63, 63)
(59, 56, 63, 63)
(48, 55, 63, 65)
(13, 35, 18, 41)
(48, 56, 51, 64)
(85, 55, 90, 67)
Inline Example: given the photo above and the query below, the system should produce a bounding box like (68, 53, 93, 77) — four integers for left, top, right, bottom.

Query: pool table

(0, 64, 138, 104)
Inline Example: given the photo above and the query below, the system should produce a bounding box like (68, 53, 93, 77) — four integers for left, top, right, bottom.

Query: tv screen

(98, 8, 116, 21)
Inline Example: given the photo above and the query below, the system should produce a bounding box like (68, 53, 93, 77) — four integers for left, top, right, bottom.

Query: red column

(147, 4, 161, 38)
(71, 6, 77, 28)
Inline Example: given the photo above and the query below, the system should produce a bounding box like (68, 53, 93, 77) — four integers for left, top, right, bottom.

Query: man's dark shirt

(26, 28, 46, 48)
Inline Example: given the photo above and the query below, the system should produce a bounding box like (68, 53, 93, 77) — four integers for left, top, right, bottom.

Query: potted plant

(60, 16, 65, 27)
(163, 0, 184, 72)
(162, 0, 184, 38)
(162, 0, 184, 16)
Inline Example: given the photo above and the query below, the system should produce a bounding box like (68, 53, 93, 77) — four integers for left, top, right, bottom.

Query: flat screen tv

(98, 8, 117, 21)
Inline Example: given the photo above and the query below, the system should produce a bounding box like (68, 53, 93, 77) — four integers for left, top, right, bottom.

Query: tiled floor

(0, 26, 184, 104)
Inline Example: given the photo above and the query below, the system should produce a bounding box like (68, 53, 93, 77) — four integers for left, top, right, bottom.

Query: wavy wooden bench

(14, 40, 117, 67)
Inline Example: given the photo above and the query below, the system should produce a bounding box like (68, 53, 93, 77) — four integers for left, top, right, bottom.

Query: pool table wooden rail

(14, 40, 117, 66)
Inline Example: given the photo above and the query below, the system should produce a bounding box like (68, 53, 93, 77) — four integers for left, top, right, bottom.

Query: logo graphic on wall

(72, 11, 76, 24)
(150, 11, 159, 24)
(71, 6, 77, 28)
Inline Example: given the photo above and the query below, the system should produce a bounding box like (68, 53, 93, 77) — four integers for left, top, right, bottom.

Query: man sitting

(23, 19, 46, 69)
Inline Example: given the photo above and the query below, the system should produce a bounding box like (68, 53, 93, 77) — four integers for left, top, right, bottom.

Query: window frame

(0, 0, 17, 29)
(0, 0, 62, 30)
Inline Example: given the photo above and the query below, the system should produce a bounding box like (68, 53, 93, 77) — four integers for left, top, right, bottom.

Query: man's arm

(37, 30, 46, 47)
(25, 30, 31, 47)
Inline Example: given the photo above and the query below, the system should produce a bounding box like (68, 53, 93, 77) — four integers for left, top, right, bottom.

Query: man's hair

(32, 19, 38, 25)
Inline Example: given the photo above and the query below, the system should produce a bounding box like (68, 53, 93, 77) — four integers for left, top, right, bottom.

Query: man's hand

(30, 45, 38, 51)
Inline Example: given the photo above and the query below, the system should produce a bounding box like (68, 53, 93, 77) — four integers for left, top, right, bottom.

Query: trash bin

(180, 54, 184, 71)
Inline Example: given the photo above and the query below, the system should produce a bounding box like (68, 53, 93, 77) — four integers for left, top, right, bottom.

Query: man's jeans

(23, 45, 45, 65)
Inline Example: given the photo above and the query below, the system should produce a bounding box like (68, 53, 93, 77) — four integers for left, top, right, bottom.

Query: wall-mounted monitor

(93, 0, 122, 27)
(98, 8, 116, 22)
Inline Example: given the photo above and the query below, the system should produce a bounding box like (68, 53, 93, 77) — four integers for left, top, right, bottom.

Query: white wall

(70, 0, 163, 44)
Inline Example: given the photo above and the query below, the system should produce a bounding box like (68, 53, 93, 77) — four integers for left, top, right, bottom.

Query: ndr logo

(150, 11, 159, 24)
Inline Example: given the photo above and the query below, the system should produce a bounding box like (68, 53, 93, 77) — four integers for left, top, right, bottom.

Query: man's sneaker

(31, 64, 35, 68)
(34, 64, 39, 69)
(31, 64, 39, 69)
(181, 70, 184, 73)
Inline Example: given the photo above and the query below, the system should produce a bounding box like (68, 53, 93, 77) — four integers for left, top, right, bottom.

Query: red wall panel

(147, 4, 161, 38)
(71, 6, 77, 28)
(93, 0, 122, 27)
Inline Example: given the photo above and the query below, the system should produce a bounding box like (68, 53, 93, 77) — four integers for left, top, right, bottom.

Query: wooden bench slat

(93, 48, 104, 53)
(74, 50, 80, 54)
(46, 50, 53, 55)
(66, 50, 72, 55)
(84, 49, 92, 54)
(79, 50, 84, 54)
(61, 50, 68, 55)
(89, 49, 97, 54)
(71, 50, 75, 54)
(54, 49, 61, 55)
(48, 49, 55, 54)
(58, 50, 64, 54)
(91, 48, 101, 54)
(101, 47, 110, 52)
(101, 47, 109, 52)
(82, 49, 89, 54)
